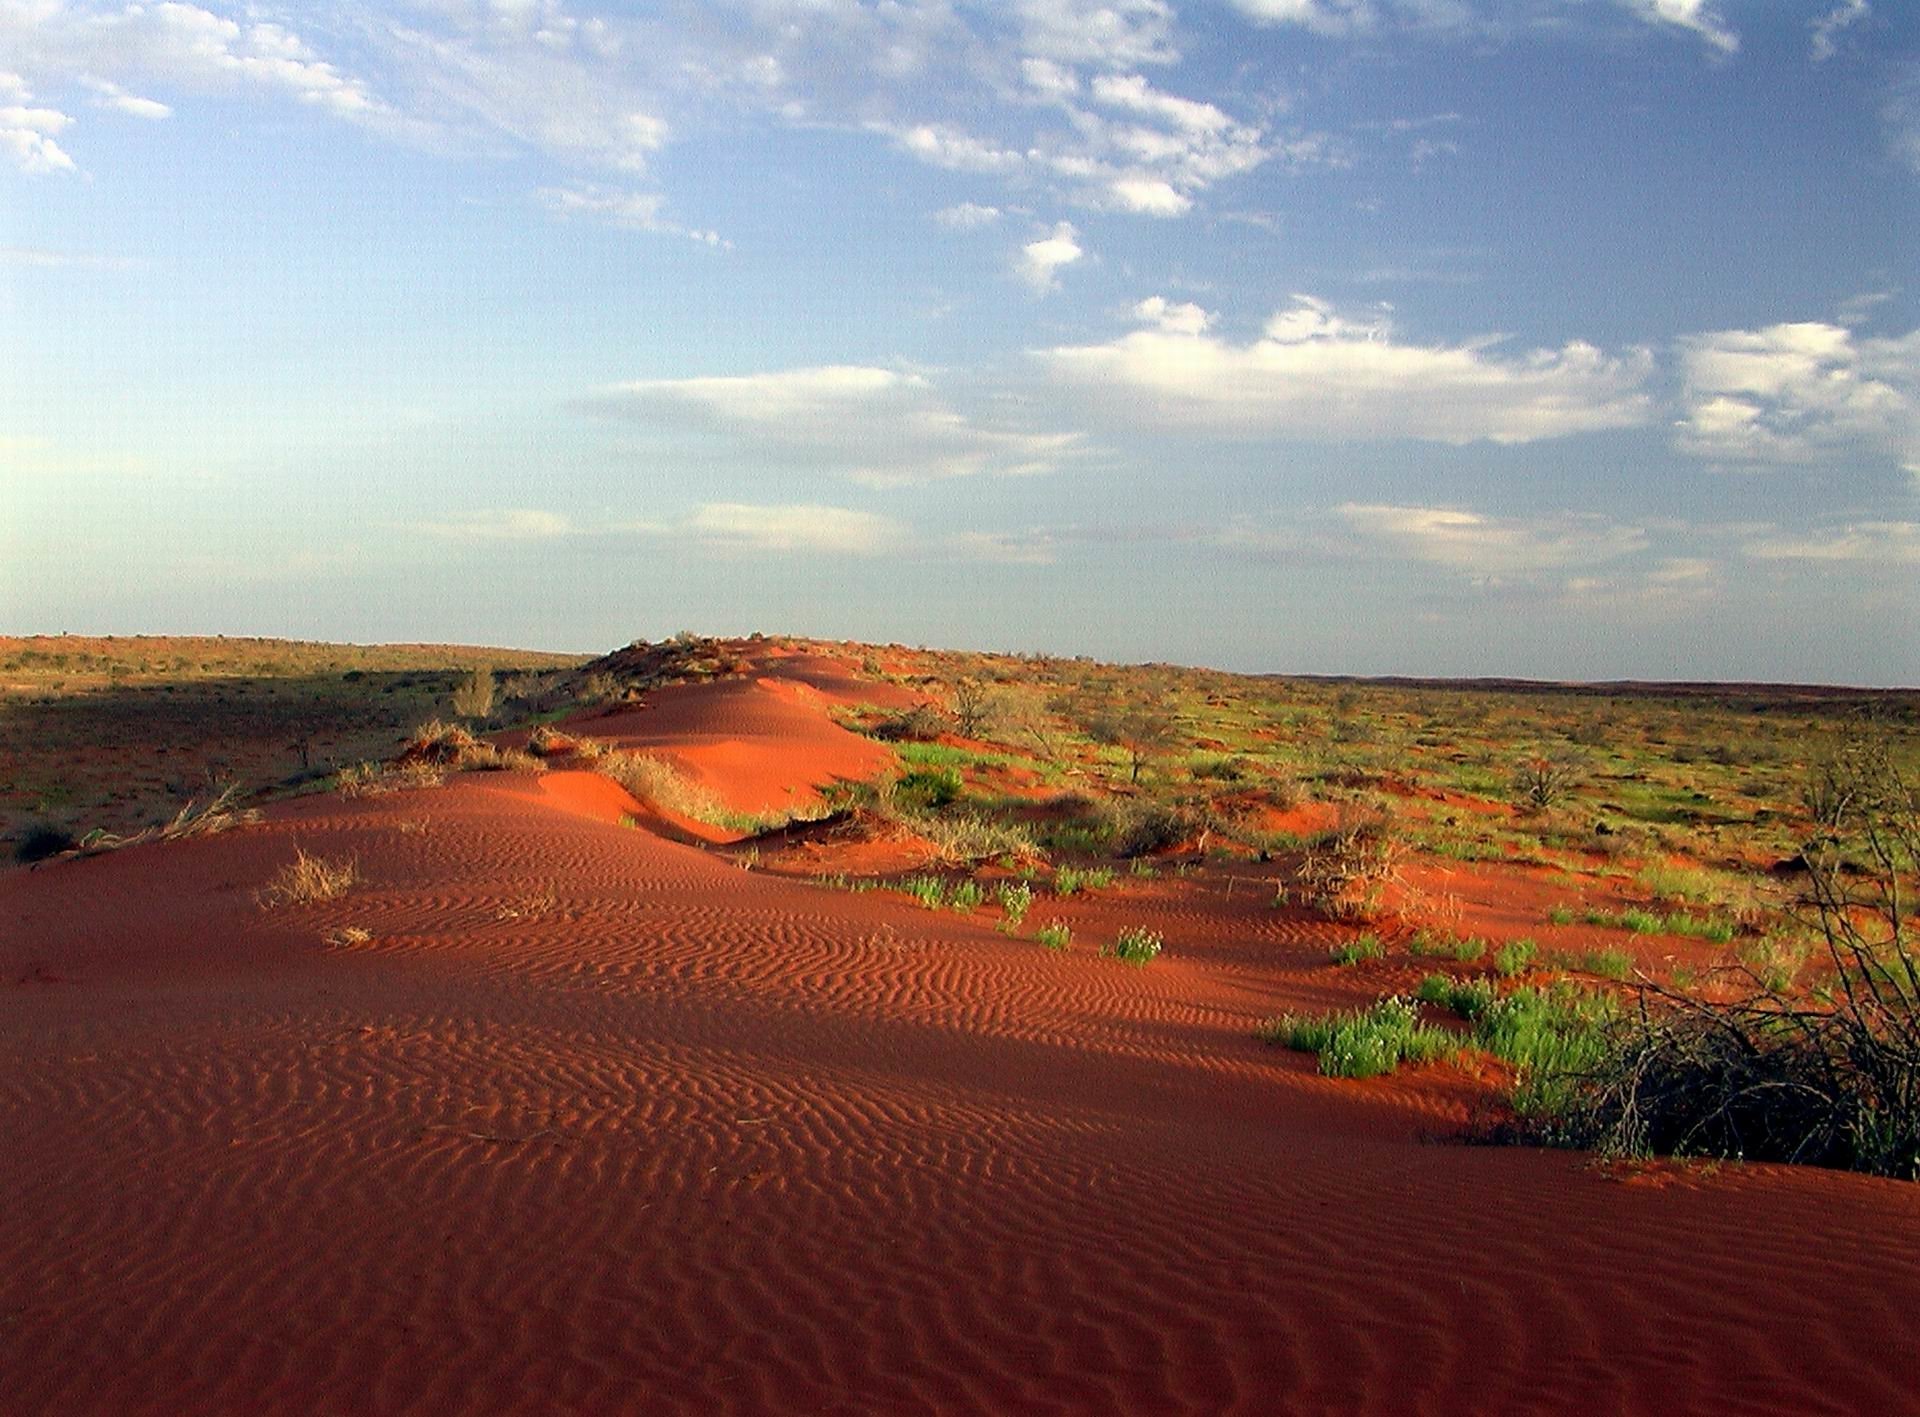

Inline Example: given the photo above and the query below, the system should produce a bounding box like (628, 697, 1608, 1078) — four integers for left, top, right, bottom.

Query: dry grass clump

(323, 924, 373, 948)
(406, 718, 480, 762)
(526, 724, 577, 758)
(335, 758, 446, 797)
(870, 704, 954, 743)
(261, 847, 358, 908)
(58, 784, 262, 859)
(596, 749, 779, 833)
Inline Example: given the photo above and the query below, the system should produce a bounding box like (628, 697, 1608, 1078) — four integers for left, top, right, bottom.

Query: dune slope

(3, 668, 1918, 1415)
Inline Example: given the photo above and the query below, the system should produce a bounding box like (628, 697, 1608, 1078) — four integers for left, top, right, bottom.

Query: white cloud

(1811, 1, 1869, 62)
(884, 122, 1026, 175)
(0, 4, 386, 166)
(0, 88, 74, 172)
(420, 508, 573, 540)
(935, 202, 1003, 229)
(1338, 503, 1648, 576)
(1013, 0, 1178, 70)
(590, 365, 1084, 488)
(688, 502, 903, 556)
(1620, 0, 1738, 55)
(1228, 0, 1380, 35)
(84, 77, 170, 119)
(1745, 522, 1920, 564)
(1676, 320, 1920, 475)
(1043, 294, 1655, 444)
(538, 183, 726, 245)
(1018, 221, 1084, 293)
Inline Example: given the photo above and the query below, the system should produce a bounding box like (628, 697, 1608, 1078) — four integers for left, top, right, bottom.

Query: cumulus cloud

(1676, 320, 1920, 475)
(688, 503, 903, 556)
(1228, 0, 1381, 35)
(1042, 294, 1655, 444)
(1337, 503, 1648, 576)
(588, 365, 1084, 488)
(1017, 221, 1084, 293)
(538, 184, 726, 245)
(1620, 0, 1738, 55)
(0, 74, 74, 172)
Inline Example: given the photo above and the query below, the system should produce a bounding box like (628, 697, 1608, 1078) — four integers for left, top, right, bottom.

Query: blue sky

(3, 0, 1916, 682)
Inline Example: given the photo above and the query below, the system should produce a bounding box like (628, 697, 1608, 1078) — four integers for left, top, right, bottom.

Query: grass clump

(1258, 996, 1457, 1079)
(1103, 926, 1164, 966)
(1494, 938, 1539, 976)
(262, 847, 357, 907)
(996, 880, 1033, 927)
(902, 875, 948, 910)
(950, 880, 985, 912)
(1035, 919, 1072, 952)
(1329, 933, 1386, 967)
(1417, 973, 1497, 1019)
(1053, 865, 1113, 896)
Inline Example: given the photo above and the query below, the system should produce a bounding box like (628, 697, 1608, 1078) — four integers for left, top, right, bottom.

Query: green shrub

(1036, 919, 1072, 952)
(896, 767, 962, 811)
(950, 880, 984, 912)
(1417, 973, 1496, 1019)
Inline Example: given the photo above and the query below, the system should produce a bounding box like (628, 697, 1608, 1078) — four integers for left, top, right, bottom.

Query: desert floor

(4, 648, 1918, 1415)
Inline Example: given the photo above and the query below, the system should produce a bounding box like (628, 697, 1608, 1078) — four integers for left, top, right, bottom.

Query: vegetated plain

(3, 631, 1918, 1414)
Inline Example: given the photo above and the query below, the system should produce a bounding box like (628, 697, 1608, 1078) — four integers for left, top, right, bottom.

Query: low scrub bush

(1036, 919, 1072, 952)
(1494, 939, 1539, 976)
(1288, 811, 1402, 922)
(997, 880, 1033, 926)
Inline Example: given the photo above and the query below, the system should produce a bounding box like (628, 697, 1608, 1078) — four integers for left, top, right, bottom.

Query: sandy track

(5, 712, 1920, 1412)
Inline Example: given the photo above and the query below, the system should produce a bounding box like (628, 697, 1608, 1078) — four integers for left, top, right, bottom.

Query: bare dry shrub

(451, 668, 496, 721)
(1289, 809, 1403, 921)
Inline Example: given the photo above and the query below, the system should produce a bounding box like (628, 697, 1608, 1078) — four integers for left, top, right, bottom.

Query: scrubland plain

(4, 633, 1918, 1414)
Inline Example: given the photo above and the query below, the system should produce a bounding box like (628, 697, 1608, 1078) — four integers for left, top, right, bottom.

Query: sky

(2, 0, 1917, 683)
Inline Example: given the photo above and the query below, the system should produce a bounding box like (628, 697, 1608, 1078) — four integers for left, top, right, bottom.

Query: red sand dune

(4, 673, 1920, 1415)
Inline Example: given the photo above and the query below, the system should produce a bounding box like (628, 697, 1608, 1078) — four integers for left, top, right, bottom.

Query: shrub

(1511, 755, 1585, 812)
(896, 767, 962, 811)
(871, 704, 952, 742)
(1103, 926, 1164, 966)
(1518, 735, 1920, 1176)
(262, 847, 357, 907)
(1287, 812, 1402, 922)
(451, 668, 496, 721)
(1258, 996, 1457, 1079)
(1054, 865, 1113, 896)
(1036, 920, 1072, 952)
(15, 822, 76, 863)
(950, 880, 985, 912)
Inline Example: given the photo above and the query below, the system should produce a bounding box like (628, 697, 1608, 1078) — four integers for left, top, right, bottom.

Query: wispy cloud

(1337, 503, 1648, 577)
(1618, 0, 1738, 55)
(1042, 293, 1654, 444)
(1811, 1, 1869, 62)
(687, 502, 904, 555)
(1744, 522, 1920, 564)
(588, 365, 1084, 488)
(419, 508, 574, 540)
(537, 184, 726, 245)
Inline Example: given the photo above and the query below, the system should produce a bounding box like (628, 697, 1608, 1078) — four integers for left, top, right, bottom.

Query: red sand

(5, 676, 1920, 1414)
